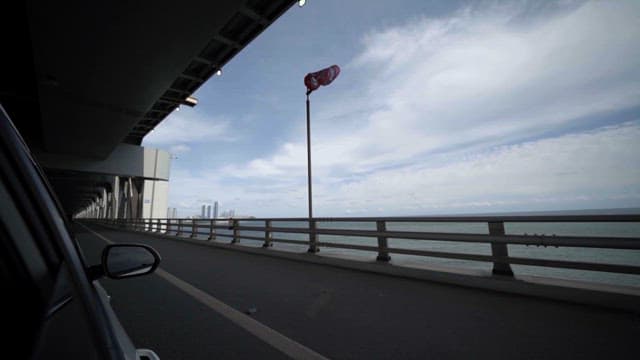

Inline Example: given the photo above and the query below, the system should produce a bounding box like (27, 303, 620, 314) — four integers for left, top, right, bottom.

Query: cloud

(169, 144, 191, 154)
(167, 1, 640, 216)
(142, 108, 231, 146)
(217, 1, 640, 183)
(313, 122, 640, 215)
(169, 122, 640, 217)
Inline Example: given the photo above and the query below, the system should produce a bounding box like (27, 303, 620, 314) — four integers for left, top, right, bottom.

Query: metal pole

(306, 91, 318, 253)
(306, 91, 313, 220)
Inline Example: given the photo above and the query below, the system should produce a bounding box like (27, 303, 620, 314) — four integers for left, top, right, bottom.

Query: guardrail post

(488, 221, 514, 276)
(155, 219, 161, 233)
(307, 219, 319, 253)
(263, 220, 273, 247)
(231, 219, 239, 244)
(176, 219, 183, 236)
(190, 219, 197, 238)
(376, 220, 391, 261)
(208, 219, 216, 240)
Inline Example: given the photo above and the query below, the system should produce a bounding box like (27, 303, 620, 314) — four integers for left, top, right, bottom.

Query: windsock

(304, 65, 340, 93)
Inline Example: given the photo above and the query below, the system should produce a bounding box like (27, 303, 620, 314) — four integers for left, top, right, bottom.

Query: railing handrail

(116, 214, 640, 222)
(91, 215, 640, 280)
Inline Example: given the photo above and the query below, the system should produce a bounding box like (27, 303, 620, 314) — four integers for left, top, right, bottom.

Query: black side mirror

(89, 244, 161, 280)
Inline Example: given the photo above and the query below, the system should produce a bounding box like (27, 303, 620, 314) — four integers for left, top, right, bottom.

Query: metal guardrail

(87, 215, 640, 277)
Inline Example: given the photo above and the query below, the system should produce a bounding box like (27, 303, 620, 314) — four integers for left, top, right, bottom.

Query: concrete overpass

(1, 0, 296, 218)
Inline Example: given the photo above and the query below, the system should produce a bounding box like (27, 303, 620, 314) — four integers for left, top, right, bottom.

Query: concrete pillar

(100, 188, 107, 219)
(111, 176, 120, 219)
(127, 177, 134, 219)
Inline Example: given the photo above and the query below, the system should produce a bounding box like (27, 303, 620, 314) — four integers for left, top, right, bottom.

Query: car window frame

(0, 105, 124, 359)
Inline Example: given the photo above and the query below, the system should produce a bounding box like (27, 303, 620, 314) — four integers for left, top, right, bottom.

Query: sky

(143, 0, 640, 218)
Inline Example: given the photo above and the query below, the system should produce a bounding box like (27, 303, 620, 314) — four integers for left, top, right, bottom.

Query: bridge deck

(76, 223, 639, 360)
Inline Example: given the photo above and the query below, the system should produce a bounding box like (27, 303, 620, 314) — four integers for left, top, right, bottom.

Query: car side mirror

(89, 244, 161, 280)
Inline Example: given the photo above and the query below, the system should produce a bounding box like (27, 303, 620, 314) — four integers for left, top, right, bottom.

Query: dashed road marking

(78, 222, 329, 360)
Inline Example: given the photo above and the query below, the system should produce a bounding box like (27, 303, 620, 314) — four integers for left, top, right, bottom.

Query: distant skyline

(143, 0, 640, 217)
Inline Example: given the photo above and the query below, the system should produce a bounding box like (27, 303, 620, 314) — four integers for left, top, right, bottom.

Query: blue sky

(143, 0, 640, 218)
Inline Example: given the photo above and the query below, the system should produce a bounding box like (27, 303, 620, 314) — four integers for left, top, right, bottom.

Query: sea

(183, 208, 640, 288)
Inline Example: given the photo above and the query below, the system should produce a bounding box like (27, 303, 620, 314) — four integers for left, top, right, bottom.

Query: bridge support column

(489, 221, 514, 276)
(307, 219, 319, 253)
(190, 219, 197, 238)
(176, 219, 183, 236)
(231, 219, 240, 244)
(100, 188, 107, 219)
(208, 219, 216, 240)
(111, 176, 119, 219)
(263, 220, 273, 247)
(376, 220, 391, 262)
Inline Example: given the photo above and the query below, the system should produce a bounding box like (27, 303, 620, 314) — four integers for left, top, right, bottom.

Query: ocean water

(171, 210, 640, 288)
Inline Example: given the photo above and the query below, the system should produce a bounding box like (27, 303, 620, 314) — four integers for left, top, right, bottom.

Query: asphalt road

(75, 223, 640, 360)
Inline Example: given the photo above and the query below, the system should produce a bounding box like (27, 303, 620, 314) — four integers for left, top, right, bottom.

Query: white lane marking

(78, 222, 329, 360)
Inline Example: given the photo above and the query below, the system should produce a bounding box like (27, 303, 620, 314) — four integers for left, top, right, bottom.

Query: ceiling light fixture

(183, 96, 198, 107)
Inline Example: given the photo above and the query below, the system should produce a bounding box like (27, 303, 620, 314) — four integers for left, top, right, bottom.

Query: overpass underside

(1, 0, 296, 218)
(47, 144, 173, 220)
(72, 175, 161, 221)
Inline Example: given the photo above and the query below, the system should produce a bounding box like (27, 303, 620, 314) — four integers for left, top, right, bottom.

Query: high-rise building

(213, 201, 218, 219)
(172, 208, 177, 218)
(201, 205, 206, 218)
(207, 205, 211, 219)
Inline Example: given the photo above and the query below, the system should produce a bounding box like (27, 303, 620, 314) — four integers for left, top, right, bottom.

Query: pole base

(376, 255, 391, 262)
(492, 267, 514, 277)
(307, 247, 319, 253)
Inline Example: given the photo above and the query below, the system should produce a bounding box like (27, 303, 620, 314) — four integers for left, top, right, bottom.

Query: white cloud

(170, 122, 640, 217)
(313, 122, 640, 215)
(142, 108, 231, 146)
(169, 144, 191, 154)
(167, 1, 640, 216)
(222, 0, 640, 180)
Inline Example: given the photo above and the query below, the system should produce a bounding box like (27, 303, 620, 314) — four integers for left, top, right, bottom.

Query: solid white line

(78, 222, 329, 360)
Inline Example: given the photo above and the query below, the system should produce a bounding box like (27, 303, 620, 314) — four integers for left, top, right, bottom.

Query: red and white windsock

(304, 65, 340, 93)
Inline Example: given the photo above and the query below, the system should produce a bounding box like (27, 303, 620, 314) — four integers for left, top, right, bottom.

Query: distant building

(207, 205, 212, 219)
(201, 205, 206, 218)
(213, 201, 218, 219)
